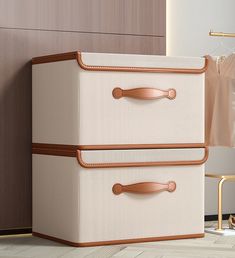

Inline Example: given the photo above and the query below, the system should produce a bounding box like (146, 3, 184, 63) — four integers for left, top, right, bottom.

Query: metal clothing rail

(209, 30, 235, 38)
(206, 30, 235, 235)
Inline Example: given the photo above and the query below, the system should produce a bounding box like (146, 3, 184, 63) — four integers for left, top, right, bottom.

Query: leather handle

(112, 181, 176, 195)
(112, 87, 176, 100)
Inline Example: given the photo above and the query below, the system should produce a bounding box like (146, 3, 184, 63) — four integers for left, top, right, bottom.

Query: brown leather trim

(32, 143, 209, 168)
(78, 143, 206, 150)
(32, 143, 207, 155)
(77, 147, 209, 168)
(32, 231, 204, 247)
(32, 52, 77, 64)
(32, 51, 208, 74)
(77, 52, 208, 74)
(32, 143, 78, 157)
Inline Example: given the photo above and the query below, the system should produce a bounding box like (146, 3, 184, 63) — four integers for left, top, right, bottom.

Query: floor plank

(0, 222, 235, 258)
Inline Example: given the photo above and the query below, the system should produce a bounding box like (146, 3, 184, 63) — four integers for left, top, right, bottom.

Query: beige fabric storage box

(32, 51, 208, 246)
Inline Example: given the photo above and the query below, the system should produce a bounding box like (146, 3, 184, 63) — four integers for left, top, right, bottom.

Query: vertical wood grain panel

(0, 0, 166, 36)
(0, 28, 165, 229)
(0, 0, 166, 230)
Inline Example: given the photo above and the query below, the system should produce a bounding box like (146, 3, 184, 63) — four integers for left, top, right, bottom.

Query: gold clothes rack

(206, 30, 235, 235)
(209, 30, 235, 37)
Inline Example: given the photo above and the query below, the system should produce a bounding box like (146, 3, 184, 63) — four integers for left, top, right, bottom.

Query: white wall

(167, 0, 235, 215)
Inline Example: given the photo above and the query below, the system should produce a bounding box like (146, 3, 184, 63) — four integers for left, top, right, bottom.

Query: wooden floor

(0, 222, 235, 258)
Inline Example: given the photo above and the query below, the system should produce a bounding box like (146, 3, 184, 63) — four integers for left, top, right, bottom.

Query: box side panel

(32, 154, 80, 242)
(32, 60, 80, 145)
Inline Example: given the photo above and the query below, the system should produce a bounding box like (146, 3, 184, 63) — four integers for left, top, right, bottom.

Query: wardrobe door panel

(0, 0, 166, 36)
(0, 28, 164, 229)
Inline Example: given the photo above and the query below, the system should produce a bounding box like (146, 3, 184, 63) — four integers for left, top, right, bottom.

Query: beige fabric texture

(206, 54, 235, 146)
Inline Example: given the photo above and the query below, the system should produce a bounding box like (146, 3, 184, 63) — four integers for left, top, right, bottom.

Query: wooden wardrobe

(0, 0, 166, 232)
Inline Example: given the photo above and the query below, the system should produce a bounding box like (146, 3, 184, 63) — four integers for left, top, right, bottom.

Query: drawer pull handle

(112, 181, 176, 195)
(112, 87, 176, 100)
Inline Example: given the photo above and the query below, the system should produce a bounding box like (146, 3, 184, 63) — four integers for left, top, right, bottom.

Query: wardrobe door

(0, 0, 166, 232)
(0, 0, 165, 36)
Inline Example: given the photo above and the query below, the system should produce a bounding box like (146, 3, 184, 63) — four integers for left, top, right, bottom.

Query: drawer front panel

(78, 148, 204, 242)
(79, 69, 205, 145)
(79, 164, 204, 242)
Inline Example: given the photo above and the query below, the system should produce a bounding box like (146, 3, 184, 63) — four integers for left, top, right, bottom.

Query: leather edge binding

(31, 51, 208, 74)
(32, 143, 78, 157)
(77, 52, 208, 74)
(32, 52, 77, 65)
(78, 143, 206, 150)
(32, 143, 209, 168)
(32, 231, 205, 247)
(32, 143, 207, 153)
(76, 146, 209, 168)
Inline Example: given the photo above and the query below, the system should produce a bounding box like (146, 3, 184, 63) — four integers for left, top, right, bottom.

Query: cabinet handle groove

(112, 181, 176, 195)
(112, 87, 176, 100)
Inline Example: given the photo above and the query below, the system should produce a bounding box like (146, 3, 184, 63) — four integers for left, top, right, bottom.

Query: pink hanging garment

(206, 54, 235, 146)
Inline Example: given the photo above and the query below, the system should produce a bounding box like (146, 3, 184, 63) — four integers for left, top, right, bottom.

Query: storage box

(32, 51, 208, 246)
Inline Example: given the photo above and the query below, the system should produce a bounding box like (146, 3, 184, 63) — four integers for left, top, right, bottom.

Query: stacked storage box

(32, 51, 208, 246)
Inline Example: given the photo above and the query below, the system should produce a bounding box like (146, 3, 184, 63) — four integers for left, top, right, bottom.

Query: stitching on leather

(76, 52, 208, 74)
(76, 147, 209, 168)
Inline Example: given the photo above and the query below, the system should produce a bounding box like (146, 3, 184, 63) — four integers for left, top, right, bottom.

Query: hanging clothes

(205, 54, 235, 147)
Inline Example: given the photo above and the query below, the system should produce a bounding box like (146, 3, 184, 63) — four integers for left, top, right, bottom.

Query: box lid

(32, 51, 208, 74)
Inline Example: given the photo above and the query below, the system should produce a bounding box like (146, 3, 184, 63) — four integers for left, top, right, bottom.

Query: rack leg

(216, 178, 226, 231)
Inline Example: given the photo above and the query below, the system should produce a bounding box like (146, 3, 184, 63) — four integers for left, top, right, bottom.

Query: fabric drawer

(32, 147, 206, 246)
(32, 52, 207, 146)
